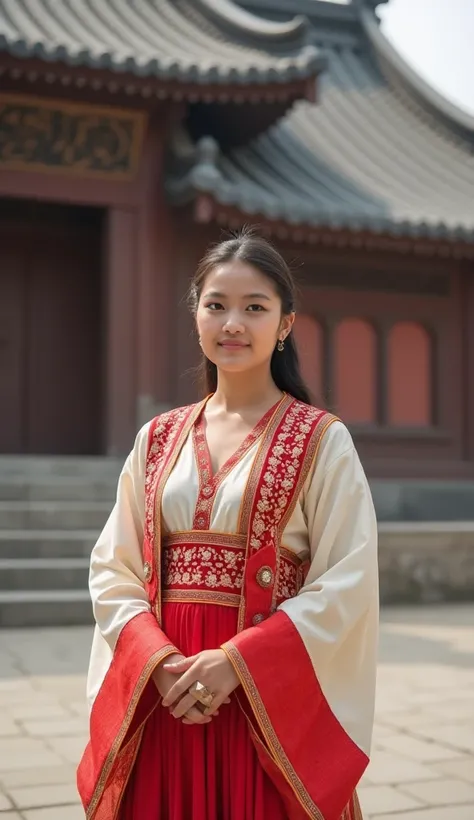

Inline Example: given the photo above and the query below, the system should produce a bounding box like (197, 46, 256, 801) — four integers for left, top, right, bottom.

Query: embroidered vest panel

(144, 398, 337, 628)
(144, 402, 204, 620)
(237, 399, 336, 631)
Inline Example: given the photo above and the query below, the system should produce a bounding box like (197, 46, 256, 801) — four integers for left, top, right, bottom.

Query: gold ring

(189, 680, 215, 709)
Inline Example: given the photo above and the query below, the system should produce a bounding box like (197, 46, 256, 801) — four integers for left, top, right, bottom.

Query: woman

(77, 231, 379, 820)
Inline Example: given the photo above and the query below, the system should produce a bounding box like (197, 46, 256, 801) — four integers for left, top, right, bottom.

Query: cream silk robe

(85, 413, 379, 820)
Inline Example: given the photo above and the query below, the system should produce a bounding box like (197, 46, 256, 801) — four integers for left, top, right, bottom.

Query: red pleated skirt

(120, 602, 288, 819)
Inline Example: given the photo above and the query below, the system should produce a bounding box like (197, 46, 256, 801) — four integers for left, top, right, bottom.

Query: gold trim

(86, 644, 176, 820)
(0, 92, 146, 181)
(162, 589, 241, 606)
(280, 545, 302, 566)
(111, 725, 144, 820)
(271, 413, 339, 613)
(237, 395, 294, 631)
(222, 643, 324, 820)
(278, 415, 339, 537)
(192, 400, 278, 531)
(163, 531, 246, 549)
(237, 394, 293, 535)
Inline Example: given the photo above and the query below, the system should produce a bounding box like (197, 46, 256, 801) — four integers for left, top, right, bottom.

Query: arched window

(335, 318, 376, 423)
(388, 322, 432, 425)
(293, 315, 323, 403)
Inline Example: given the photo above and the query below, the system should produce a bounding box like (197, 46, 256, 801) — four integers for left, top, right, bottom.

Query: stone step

(0, 501, 111, 530)
(0, 590, 93, 627)
(0, 476, 117, 502)
(0, 456, 123, 479)
(0, 557, 89, 591)
(0, 530, 97, 558)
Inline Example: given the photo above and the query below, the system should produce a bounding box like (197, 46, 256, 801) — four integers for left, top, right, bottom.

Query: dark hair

(188, 229, 313, 405)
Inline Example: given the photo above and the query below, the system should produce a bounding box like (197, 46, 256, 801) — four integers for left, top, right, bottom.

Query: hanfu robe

(77, 395, 378, 820)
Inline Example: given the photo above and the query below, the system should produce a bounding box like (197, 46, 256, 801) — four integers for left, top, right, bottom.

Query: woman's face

(196, 260, 294, 375)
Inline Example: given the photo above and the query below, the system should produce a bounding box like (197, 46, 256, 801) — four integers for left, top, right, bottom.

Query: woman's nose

(223, 313, 245, 333)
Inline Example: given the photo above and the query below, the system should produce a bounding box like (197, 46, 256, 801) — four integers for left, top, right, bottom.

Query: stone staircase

(0, 457, 121, 627)
(1, 459, 474, 627)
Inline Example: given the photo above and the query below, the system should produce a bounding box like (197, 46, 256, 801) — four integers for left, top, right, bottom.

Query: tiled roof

(0, 0, 323, 86)
(167, 3, 474, 241)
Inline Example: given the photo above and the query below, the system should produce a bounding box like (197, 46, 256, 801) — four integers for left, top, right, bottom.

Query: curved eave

(0, 36, 323, 87)
(361, 9, 474, 143)
(195, 0, 309, 41)
(165, 162, 474, 247)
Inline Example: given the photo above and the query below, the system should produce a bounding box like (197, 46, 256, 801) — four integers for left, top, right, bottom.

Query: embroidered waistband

(161, 531, 304, 608)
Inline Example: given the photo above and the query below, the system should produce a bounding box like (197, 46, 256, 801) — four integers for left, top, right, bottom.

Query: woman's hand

(152, 653, 213, 726)
(162, 649, 239, 721)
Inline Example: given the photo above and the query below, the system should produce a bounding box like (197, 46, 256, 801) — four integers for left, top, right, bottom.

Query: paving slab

(0, 604, 472, 818)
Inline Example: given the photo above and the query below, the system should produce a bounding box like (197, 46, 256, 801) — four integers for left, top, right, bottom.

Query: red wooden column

(135, 115, 175, 427)
(105, 208, 137, 455)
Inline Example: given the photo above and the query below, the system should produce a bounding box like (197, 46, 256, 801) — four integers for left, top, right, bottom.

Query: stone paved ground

(0, 605, 472, 819)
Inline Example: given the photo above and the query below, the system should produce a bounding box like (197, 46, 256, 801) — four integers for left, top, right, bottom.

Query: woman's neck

(209, 369, 283, 414)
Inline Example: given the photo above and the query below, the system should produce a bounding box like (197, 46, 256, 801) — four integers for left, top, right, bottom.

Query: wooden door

(27, 229, 103, 454)
(0, 246, 25, 452)
(0, 201, 103, 454)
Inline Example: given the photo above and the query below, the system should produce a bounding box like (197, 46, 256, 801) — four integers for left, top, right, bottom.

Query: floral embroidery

(248, 403, 330, 556)
(237, 399, 336, 630)
(191, 400, 283, 531)
(144, 402, 204, 616)
(162, 536, 302, 605)
(145, 406, 195, 552)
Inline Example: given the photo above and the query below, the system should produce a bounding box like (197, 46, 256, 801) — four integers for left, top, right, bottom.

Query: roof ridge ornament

(192, 137, 222, 187)
(194, 0, 309, 42)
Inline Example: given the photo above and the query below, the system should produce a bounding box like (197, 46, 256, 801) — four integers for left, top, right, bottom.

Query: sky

(328, 0, 474, 116)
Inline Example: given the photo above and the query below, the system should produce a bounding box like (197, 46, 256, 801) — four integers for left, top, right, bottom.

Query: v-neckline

(191, 395, 285, 531)
(196, 395, 284, 482)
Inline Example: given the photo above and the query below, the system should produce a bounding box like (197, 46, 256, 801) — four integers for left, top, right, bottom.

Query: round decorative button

(256, 566, 274, 589)
(252, 614, 265, 625)
(143, 561, 152, 583)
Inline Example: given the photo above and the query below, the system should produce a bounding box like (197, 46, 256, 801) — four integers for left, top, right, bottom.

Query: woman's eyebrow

(203, 291, 271, 300)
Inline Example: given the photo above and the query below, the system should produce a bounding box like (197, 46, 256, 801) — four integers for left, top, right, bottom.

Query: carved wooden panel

(0, 93, 146, 180)
(300, 267, 450, 297)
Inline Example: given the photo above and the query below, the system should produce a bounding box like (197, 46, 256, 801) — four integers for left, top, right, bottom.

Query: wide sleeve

(86, 422, 179, 711)
(222, 422, 379, 820)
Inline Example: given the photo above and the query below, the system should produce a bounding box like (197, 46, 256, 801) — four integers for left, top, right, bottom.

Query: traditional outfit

(77, 394, 378, 820)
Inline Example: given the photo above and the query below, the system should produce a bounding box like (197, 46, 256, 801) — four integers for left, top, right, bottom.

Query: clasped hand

(156, 649, 239, 726)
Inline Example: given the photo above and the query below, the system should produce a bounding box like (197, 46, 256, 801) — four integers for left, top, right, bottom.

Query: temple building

(0, 0, 473, 621)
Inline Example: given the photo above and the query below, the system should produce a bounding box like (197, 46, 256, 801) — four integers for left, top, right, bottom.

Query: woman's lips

(218, 342, 249, 349)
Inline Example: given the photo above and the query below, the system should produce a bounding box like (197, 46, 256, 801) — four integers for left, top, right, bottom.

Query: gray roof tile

(167, 10, 474, 240)
(0, 0, 323, 85)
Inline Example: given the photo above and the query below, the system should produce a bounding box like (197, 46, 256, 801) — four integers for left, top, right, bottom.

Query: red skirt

(120, 602, 288, 819)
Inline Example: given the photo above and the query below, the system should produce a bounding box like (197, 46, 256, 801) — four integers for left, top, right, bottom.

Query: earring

(277, 338, 285, 352)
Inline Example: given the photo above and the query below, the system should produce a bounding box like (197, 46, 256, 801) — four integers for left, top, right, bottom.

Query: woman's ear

(280, 311, 296, 339)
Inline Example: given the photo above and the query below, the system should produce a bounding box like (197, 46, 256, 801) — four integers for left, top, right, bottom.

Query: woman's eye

(206, 302, 223, 311)
(247, 304, 265, 312)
